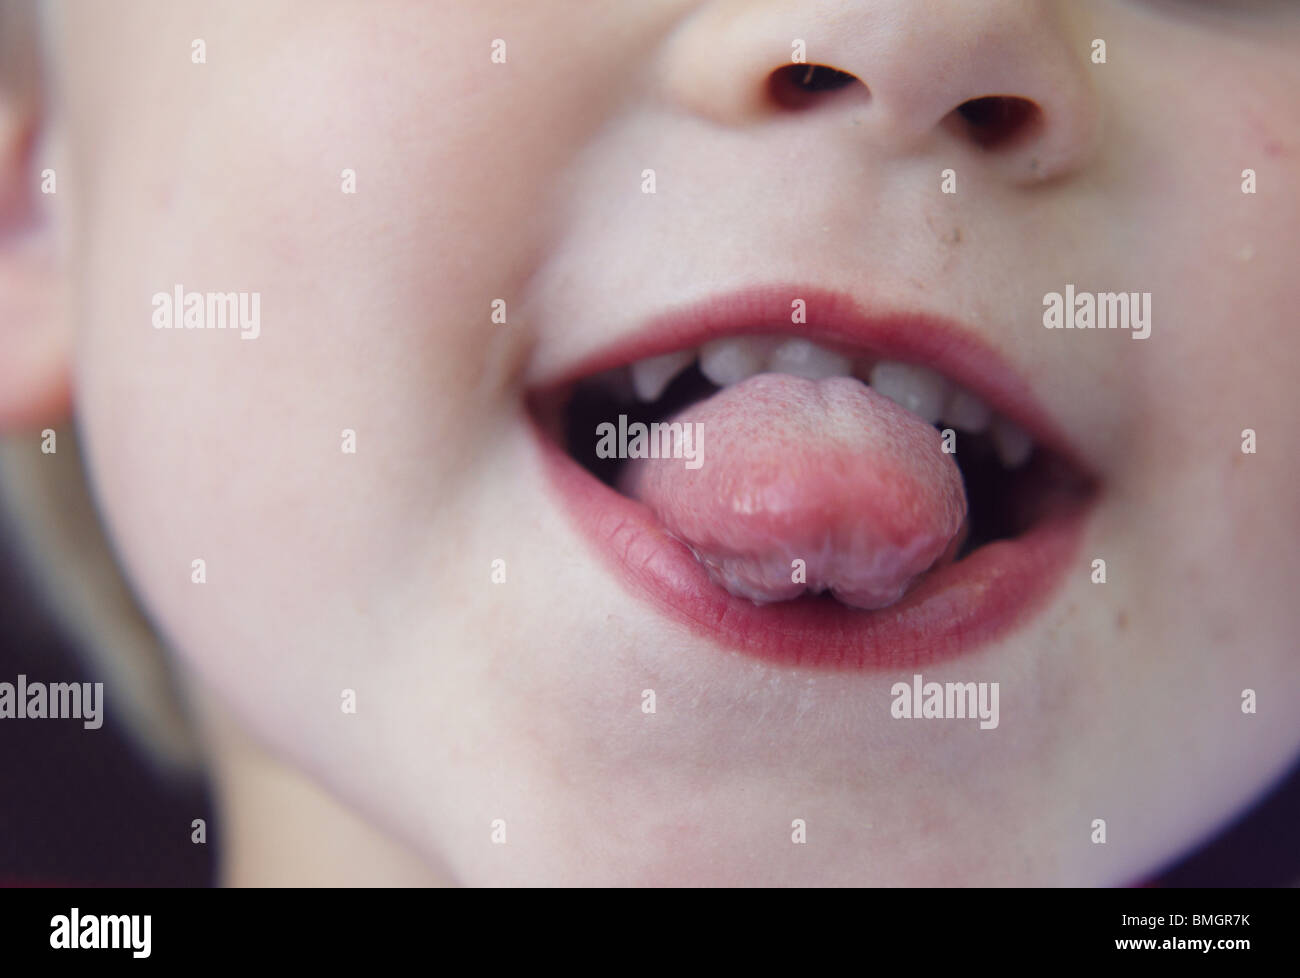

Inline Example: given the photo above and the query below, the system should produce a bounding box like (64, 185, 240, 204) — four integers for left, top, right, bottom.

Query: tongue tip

(621, 371, 968, 610)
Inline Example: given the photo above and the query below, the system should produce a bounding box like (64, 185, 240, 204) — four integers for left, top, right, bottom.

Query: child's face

(48, 1, 1300, 883)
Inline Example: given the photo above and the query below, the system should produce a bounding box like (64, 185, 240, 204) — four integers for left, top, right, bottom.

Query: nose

(656, 0, 1101, 185)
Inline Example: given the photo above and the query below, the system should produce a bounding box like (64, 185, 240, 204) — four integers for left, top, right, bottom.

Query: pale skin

(1, 1, 1298, 885)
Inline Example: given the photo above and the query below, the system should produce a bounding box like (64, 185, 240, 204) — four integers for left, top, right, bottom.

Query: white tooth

(991, 416, 1033, 468)
(768, 339, 853, 380)
(699, 337, 773, 386)
(867, 360, 948, 424)
(942, 387, 992, 433)
(630, 350, 693, 402)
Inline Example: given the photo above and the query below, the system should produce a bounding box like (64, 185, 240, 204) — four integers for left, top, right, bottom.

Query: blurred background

(0, 526, 214, 887)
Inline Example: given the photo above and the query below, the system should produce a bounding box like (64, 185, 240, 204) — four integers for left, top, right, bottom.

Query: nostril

(767, 63, 863, 110)
(952, 96, 1040, 149)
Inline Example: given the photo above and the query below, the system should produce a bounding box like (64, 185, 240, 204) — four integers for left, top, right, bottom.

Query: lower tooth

(768, 339, 853, 380)
(991, 417, 1033, 468)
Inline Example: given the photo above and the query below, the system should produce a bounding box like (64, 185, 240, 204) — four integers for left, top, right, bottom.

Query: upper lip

(527, 283, 1091, 477)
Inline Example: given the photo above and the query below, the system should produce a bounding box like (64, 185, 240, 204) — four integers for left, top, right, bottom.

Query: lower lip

(531, 414, 1093, 670)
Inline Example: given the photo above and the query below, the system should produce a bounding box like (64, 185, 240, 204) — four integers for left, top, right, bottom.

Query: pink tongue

(620, 373, 967, 609)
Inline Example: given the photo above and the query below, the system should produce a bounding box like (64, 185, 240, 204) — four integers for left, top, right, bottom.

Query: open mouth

(528, 286, 1097, 670)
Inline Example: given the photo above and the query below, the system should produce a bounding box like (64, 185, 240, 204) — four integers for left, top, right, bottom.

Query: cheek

(1093, 27, 1300, 497)
(70, 0, 573, 472)
(1027, 15, 1300, 765)
(65, 17, 553, 689)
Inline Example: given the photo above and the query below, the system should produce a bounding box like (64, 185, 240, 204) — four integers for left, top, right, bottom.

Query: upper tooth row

(622, 335, 1034, 468)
